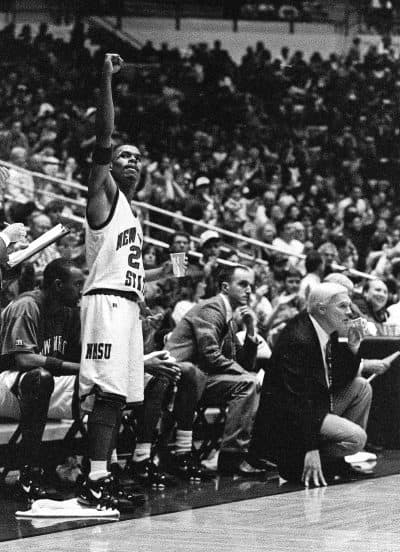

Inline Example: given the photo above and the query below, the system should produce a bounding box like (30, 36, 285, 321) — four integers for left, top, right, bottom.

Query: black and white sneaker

(77, 476, 119, 510)
(166, 452, 213, 481)
(16, 466, 52, 501)
(128, 458, 177, 489)
(109, 466, 146, 508)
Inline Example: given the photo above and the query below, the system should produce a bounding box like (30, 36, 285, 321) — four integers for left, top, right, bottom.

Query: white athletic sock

(175, 430, 192, 455)
(89, 460, 109, 481)
(133, 442, 151, 463)
(110, 449, 118, 465)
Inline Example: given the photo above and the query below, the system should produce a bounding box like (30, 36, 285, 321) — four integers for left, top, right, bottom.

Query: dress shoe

(323, 459, 374, 482)
(245, 452, 277, 471)
(218, 451, 270, 476)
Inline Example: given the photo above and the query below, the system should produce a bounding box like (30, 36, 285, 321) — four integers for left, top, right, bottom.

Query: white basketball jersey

(83, 188, 145, 301)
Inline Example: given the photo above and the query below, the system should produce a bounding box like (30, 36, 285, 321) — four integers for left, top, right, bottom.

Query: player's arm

(15, 353, 80, 376)
(87, 53, 123, 228)
(1, 305, 80, 376)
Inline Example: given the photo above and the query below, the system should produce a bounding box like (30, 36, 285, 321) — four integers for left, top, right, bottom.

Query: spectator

(299, 250, 325, 300)
(354, 279, 390, 332)
(198, 229, 222, 298)
(44, 199, 64, 226)
(7, 147, 35, 203)
(29, 212, 61, 277)
(273, 218, 304, 267)
(171, 275, 207, 325)
(318, 242, 339, 277)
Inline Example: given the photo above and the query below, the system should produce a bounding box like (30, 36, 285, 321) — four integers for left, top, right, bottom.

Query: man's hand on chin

(302, 450, 327, 488)
(347, 326, 363, 355)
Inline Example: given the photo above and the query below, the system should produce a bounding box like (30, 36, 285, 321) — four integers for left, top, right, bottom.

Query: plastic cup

(349, 317, 367, 336)
(170, 252, 187, 277)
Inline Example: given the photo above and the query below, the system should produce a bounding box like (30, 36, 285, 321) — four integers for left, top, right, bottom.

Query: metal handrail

(133, 201, 375, 280)
(0, 161, 87, 193)
(142, 219, 271, 267)
(0, 161, 374, 280)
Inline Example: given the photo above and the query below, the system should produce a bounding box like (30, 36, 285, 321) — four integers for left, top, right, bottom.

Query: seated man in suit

(165, 264, 268, 477)
(250, 282, 373, 486)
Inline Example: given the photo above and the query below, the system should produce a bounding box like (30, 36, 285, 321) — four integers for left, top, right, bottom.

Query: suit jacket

(165, 294, 257, 375)
(253, 310, 360, 459)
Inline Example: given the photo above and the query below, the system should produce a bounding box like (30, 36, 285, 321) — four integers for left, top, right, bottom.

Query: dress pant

(279, 377, 372, 482)
(174, 362, 259, 453)
(319, 376, 371, 458)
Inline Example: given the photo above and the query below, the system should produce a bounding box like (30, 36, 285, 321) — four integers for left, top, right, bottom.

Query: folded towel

(345, 451, 377, 464)
(16, 498, 119, 519)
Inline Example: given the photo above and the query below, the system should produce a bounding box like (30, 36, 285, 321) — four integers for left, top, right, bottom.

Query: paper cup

(170, 252, 187, 277)
(349, 317, 367, 336)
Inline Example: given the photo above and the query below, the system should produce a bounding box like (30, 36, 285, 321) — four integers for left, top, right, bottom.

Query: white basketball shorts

(79, 294, 144, 410)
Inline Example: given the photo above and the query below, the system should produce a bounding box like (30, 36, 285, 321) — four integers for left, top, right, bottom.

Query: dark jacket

(165, 293, 257, 375)
(251, 311, 360, 461)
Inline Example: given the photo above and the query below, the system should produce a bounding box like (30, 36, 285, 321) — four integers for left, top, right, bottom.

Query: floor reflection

(1, 450, 400, 543)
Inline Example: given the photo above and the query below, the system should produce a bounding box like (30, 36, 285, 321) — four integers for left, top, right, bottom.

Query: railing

(87, 15, 144, 50)
(1, 160, 375, 279)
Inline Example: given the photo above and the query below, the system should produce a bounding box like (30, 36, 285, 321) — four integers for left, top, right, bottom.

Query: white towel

(16, 498, 120, 519)
(345, 451, 377, 464)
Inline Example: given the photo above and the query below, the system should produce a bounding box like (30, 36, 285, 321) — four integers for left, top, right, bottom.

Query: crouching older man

(0, 258, 83, 499)
(250, 282, 373, 486)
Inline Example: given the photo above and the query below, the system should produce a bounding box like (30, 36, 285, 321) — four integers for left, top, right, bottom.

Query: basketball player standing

(78, 53, 178, 510)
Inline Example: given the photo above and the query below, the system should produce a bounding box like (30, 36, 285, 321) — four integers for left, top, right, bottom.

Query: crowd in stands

(240, 1, 328, 22)
(1, 22, 400, 320)
(1, 19, 400, 500)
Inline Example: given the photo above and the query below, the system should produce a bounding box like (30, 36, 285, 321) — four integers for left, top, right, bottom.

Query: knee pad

(19, 367, 55, 401)
(88, 390, 126, 429)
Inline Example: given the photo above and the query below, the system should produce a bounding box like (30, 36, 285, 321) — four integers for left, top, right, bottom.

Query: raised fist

(103, 53, 124, 75)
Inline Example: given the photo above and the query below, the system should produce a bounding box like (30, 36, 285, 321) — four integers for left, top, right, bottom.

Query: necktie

(228, 319, 237, 361)
(325, 331, 338, 412)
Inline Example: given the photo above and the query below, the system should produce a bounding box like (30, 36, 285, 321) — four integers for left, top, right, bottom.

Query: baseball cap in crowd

(84, 107, 97, 119)
(195, 176, 210, 188)
(199, 230, 220, 248)
(37, 102, 55, 118)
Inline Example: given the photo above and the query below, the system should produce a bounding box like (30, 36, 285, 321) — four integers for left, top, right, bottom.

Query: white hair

(323, 272, 354, 293)
(307, 282, 349, 315)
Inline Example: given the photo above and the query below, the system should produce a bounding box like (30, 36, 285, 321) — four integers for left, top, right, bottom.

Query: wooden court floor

(2, 474, 400, 552)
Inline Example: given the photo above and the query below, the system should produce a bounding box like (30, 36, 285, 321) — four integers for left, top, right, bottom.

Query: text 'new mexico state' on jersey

(0, 289, 81, 372)
(83, 187, 145, 301)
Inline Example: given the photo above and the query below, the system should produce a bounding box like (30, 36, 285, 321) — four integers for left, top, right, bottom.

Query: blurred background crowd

(1, 15, 400, 349)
